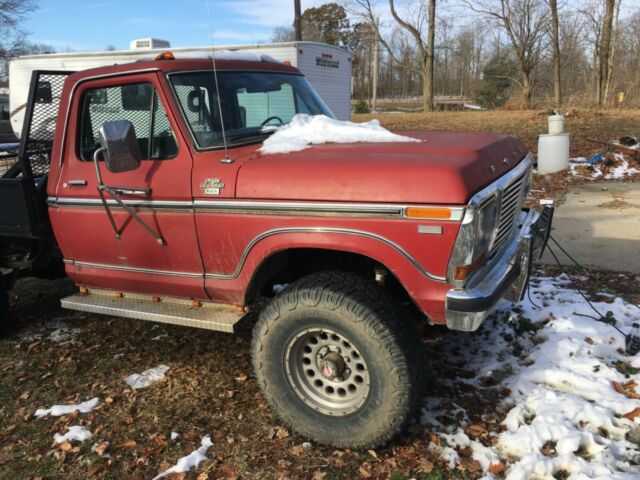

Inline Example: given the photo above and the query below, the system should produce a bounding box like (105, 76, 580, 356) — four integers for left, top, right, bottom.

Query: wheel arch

(244, 247, 421, 319)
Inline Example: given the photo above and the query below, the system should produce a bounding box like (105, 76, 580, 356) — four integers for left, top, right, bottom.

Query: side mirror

(98, 120, 141, 173)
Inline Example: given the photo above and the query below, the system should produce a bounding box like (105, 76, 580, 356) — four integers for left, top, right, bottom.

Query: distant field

(353, 109, 640, 157)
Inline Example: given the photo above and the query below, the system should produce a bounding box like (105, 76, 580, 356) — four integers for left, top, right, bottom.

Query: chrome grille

(492, 168, 529, 251)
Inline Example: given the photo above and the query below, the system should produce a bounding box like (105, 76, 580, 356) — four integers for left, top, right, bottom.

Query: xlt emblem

(201, 178, 225, 195)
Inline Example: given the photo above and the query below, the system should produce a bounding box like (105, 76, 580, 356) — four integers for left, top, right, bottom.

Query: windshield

(169, 71, 335, 149)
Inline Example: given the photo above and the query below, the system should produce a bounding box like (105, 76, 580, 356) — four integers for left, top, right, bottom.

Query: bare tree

(598, 0, 616, 106)
(548, 0, 561, 107)
(463, 0, 548, 108)
(352, 0, 437, 112)
(0, 0, 37, 77)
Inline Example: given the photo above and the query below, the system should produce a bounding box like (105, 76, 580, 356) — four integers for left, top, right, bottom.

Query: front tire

(251, 271, 424, 449)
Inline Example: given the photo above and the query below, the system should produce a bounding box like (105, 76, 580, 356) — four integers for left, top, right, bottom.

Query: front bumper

(445, 205, 554, 332)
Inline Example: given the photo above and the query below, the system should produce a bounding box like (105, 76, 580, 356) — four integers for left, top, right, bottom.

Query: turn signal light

(454, 252, 487, 281)
(155, 51, 175, 61)
(405, 207, 452, 219)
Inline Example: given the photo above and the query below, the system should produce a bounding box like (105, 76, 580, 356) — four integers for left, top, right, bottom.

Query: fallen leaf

(613, 381, 625, 394)
(624, 407, 640, 420)
(59, 441, 72, 452)
(367, 449, 379, 461)
(197, 473, 209, 480)
(488, 461, 507, 474)
(116, 439, 137, 448)
(358, 462, 372, 478)
(459, 457, 482, 473)
(94, 442, 109, 456)
(585, 337, 595, 345)
(416, 458, 433, 473)
(467, 424, 486, 437)
(234, 374, 248, 382)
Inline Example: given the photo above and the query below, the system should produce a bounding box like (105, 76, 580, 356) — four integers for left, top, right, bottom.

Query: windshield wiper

(227, 130, 276, 143)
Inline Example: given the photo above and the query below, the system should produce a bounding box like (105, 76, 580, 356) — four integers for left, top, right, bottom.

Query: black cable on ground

(546, 242, 627, 337)
(526, 284, 543, 310)
(549, 235, 640, 312)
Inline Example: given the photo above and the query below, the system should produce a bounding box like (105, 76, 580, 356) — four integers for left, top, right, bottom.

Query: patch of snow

(54, 425, 92, 444)
(153, 435, 213, 479)
(151, 334, 168, 341)
(34, 397, 99, 418)
(259, 114, 420, 154)
(21, 317, 80, 343)
(171, 432, 180, 441)
(125, 364, 170, 389)
(421, 275, 640, 479)
(569, 154, 640, 180)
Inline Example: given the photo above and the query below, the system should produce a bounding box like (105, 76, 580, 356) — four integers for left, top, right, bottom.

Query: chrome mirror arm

(92, 147, 165, 245)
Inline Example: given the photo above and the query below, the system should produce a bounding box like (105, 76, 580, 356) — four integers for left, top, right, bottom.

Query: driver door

(51, 73, 206, 299)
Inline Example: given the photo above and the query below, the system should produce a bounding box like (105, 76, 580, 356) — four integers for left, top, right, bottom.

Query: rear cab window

(78, 82, 178, 161)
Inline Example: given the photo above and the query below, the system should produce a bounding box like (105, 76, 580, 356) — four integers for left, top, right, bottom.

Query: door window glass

(78, 82, 178, 161)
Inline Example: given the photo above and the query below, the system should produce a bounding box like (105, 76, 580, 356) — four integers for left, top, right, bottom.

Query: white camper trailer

(8, 40, 352, 137)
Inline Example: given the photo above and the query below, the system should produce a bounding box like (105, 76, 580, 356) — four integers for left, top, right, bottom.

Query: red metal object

(47, 58, 528, 326)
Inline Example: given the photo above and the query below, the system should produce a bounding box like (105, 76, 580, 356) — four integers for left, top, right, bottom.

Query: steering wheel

(260, 116, 284, 127)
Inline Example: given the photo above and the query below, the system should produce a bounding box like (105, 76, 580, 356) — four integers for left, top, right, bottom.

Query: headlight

(447, 194, 498, 286)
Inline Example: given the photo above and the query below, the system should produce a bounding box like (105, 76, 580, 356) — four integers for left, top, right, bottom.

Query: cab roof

(66, 57, 302, 85)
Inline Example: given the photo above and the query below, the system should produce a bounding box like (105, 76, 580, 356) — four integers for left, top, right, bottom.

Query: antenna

(206, 0, 233, 164)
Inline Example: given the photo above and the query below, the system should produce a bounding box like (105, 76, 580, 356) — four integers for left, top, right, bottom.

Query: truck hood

(236, 131, 528, 205)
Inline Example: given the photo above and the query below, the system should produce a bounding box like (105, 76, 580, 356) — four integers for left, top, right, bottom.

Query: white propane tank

(537, 133, 570, 173)
(548, 114, 565, 135)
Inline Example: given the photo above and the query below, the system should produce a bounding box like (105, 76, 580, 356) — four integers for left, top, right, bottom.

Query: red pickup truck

(0, 55, 552, 448)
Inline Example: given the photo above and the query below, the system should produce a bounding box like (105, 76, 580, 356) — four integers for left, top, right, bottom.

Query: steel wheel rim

(284, 326, 371, 416)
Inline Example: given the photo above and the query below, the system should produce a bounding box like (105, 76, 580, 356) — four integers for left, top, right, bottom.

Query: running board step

(61, 289, 245, 333)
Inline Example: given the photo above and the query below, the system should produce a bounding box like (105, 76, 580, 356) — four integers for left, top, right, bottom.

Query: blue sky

(24, 0, 324, 52)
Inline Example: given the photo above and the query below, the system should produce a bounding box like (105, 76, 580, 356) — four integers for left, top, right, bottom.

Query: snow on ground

(152, 435, 213, 480)
(569, 154, 640, 180)
(54, 425, 92, 444)
(34, 397, 99, 418)
(125, 364, 170, 389)
(422, 274, 640, 479)
(259, 114, 420, 154)
(20, 315, 82, 343)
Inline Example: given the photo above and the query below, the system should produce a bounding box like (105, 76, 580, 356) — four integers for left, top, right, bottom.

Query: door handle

(67, 180, 87, 187)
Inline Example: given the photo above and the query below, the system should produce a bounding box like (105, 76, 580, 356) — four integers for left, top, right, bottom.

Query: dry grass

(354, 108, 640, 158)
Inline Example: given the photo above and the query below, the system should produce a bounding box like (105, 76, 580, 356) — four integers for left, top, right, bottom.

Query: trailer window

(78, 83, 178, 162)
(170, 71, 334, 149)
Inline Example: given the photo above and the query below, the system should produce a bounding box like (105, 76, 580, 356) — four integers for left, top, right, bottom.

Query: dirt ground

(1, 266, 638, 480)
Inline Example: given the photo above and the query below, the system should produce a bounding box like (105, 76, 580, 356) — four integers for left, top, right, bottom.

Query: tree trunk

(598, 0, 615, 107)
(604, 0, 621, 106)
(372, 38, 379, 112)
(423, 63, 433, 112)
(522, 74, 533, 109)
(424, 0, 436, 112)
(549, 0, 561, 108)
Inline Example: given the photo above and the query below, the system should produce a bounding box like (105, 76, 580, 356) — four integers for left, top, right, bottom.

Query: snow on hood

(259, 114, 420, 154)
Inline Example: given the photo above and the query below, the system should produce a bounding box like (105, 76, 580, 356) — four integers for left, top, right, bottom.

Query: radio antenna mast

(206, 0, 233, 164)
